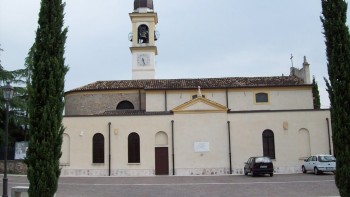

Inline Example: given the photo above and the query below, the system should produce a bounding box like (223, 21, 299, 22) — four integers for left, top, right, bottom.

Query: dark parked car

(244, 156, 274, 177)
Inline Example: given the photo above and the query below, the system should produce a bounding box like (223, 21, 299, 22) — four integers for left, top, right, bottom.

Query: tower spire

(134, 0, 154, 13)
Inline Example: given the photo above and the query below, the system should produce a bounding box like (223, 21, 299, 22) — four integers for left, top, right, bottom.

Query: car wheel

(270, 173, 273, 177)
(314, 167, 320, 175)
(244, 169, 248, 176)
(302, 166, 306, 173)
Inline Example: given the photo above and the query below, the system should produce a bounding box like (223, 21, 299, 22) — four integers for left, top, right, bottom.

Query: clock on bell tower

(129, 0, 159, 80)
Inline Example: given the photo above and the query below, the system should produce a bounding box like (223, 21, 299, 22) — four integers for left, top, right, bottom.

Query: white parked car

(302, 154, 336, 175)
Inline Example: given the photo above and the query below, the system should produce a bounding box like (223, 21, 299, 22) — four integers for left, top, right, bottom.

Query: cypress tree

(312, 76, 321, 109)
(25, 0, 68, 196)
(321, 0, 350, 196)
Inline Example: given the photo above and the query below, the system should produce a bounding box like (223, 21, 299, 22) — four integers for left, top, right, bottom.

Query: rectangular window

(256, 93, 269, 103)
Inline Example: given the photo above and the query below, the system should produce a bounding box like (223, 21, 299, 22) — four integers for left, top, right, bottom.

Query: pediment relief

(172, 97, 228, 113)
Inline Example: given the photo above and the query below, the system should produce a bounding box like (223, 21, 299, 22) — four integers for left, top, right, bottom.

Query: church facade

(60, 0, 332, 176)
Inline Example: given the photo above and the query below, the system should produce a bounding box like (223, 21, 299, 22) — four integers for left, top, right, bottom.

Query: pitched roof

(172, 97, 229, 113)
(66, 76, 305, 94)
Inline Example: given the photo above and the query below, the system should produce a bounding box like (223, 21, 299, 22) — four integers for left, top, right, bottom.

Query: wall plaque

(194, 142, 210, 152)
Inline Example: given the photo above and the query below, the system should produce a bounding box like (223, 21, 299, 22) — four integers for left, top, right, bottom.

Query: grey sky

(1, 0, 349, 108)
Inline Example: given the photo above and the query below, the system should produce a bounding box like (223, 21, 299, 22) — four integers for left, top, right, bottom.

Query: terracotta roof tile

(66, 76, 305, 93)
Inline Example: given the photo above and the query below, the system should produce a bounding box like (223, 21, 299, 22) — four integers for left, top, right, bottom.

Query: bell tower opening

(138, 24, 149, 44)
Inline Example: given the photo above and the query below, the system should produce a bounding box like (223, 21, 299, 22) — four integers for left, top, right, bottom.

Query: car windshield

(255, 157, 271, 163)
(318, 155, 336, 162)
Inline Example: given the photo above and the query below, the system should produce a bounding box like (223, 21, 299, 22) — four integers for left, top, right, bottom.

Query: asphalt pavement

(0, 173, 340, 197)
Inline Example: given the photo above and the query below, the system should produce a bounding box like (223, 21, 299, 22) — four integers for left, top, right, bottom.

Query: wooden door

(155, 147, 169, 175)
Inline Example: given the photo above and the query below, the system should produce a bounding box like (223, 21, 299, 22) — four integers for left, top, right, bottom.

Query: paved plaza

(1, 173, 340, 197)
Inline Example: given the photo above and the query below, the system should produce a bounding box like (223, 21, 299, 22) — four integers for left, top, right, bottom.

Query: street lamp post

(2, 82, 14, 197)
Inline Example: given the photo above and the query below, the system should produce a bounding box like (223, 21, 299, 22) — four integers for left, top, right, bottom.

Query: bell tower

(129, 0, 159, 80)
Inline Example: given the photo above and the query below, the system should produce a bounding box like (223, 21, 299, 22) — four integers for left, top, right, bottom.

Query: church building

(61, 0, 332, 176)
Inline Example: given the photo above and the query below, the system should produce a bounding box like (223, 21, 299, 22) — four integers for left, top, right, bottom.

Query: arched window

(92, 133, 104, 163)
(116, 100, 134, 110)
(262, 130, 275, 159)
(138, 24, 149, 43)
(256, 93, 269, 103)
(60, 133, 70, 165)
(128, 132, 140, 163)
(155, 131, 168, 146)
(298, 129, 311, 158)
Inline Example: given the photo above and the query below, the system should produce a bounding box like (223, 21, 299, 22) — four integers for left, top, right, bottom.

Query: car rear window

(318, 155, 336, 162)
(255, 157, 272, 163)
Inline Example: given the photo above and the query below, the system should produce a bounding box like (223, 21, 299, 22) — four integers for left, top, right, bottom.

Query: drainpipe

(165, 91, 167, 111)
(171, 120, 175, 175)
(326, 118, 332, 155)
(108, 122, 111, 176)
(226, 88, 229, 108)
(227, 121, 232, 174)
(139, 89, 142, 110)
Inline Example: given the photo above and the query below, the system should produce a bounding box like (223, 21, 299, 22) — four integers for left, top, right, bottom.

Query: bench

(11, 186, 56, 197)
(11, 186, 29, 197)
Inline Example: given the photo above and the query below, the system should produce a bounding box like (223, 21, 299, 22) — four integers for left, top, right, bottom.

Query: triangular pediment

(172, 97, 228, 113)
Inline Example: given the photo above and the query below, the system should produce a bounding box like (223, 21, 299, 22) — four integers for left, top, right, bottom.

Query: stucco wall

(228, 110, 332, 173)
(65, 86, 313, 116)
(61, 109, 331, 176)
(61, 115, 173, 176)
(228, 88, 313, 111)
(146, 87, 313, 112)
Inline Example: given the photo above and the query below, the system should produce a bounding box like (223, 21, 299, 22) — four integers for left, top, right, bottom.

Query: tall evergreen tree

(312, 76, 321, 109)
(321, 0, 350, 196)
(25, 0, 68, 196)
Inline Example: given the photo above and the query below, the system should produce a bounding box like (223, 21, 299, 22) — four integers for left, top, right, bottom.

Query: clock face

(137, 54, 150, 66)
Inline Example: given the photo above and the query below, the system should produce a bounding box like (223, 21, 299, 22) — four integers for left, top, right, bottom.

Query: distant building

(61, 0, 332, 176)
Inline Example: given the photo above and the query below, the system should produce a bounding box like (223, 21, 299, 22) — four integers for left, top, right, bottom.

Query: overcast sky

(1, 0, 350, 108)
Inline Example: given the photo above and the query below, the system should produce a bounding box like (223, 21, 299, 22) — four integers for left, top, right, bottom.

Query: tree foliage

(25, 0, 68, 196)
(321, 0, 350, 196)
(312, 76, 321, 109)
(0, 45, 30, 147)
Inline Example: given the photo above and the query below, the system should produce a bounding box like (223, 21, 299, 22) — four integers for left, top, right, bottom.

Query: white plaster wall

(227, 88, 313, 111)
(148, 90, 227, 111)
(132, 70, 155, 80)
(173, 112, 229, 169)
(146, 92, 165, 111)
(228, 110, 331, 173)
(62, 115, 173, 176)
(165, 90, 203, 110)
(61, 109, 331, 176)
(146, 87, 313, 112)
(146, 90, 226, 111)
